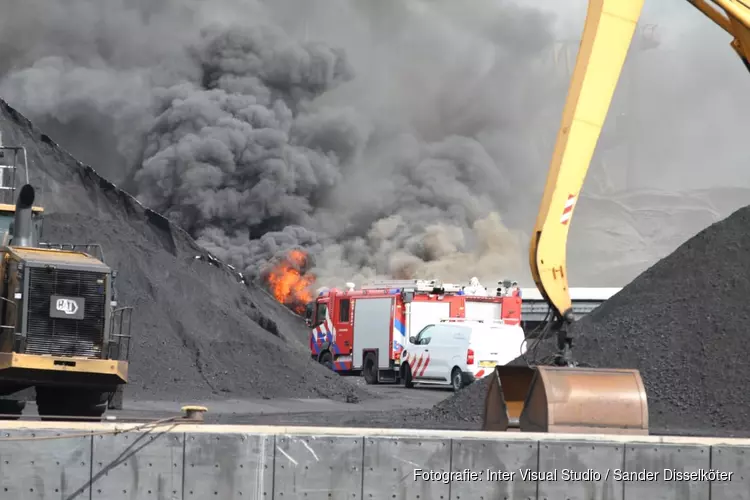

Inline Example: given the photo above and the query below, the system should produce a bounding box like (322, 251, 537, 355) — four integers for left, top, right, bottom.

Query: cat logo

(56, 298, 79, 315)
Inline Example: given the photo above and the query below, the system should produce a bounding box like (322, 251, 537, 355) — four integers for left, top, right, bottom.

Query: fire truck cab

(305, 278, 522, 385)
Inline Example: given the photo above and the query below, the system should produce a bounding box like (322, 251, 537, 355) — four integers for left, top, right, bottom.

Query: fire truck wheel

(319, 351, 334, 370)
(363, 353, 378, 385)
(401, 364, 414, 388)
(451, 367, 464, 392)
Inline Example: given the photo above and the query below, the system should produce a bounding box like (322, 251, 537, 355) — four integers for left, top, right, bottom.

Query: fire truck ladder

(361, 279, 464, 293)
(0, 133, 30, 206)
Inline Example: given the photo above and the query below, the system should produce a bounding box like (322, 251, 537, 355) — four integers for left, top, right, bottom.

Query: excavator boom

(687, 1, 750, 73)
(533, 1, 749, 330)
(484, 0, 750, 435)
(530, 0, 644, 360)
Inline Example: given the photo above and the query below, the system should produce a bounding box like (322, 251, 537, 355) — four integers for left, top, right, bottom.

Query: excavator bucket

(483, 365, 535, 431)
(483, 365, 649, 435)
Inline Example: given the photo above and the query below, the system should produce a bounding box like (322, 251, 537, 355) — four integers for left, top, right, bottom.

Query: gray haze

(1, 0, 748, 290)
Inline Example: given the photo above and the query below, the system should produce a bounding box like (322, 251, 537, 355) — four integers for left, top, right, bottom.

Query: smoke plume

(0, 0, 560, 290)
(4, 0, 744, 292)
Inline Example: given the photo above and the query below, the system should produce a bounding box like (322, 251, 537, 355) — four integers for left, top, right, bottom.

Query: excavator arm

(483, 0, 750, 435)
(687, 1, 750, 73)
(530, 0, 750, 364)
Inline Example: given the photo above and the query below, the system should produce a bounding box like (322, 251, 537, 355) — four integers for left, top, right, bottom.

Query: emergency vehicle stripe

(329, 358, 353, 371)
(414, 354, 425, 375)
(418, 354, 430, 377)
(394, 319, 405, 335)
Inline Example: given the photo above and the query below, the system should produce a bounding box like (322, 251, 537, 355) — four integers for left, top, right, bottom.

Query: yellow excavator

(483, 0, 750, 434)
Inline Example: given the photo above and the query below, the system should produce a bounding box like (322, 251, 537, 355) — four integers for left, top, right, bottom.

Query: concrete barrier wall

(0, 423, 748, 499)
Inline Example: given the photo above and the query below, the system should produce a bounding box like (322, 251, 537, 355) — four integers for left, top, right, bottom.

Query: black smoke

(0, 0, 561, 288)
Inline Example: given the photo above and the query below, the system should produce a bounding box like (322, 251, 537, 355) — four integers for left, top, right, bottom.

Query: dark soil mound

(427, 202, 750, 436)
(563, 204, 750, 435)
(422, 377, 490, 426)
(432, 203, 750, 436)
(0, 98, 373, 404)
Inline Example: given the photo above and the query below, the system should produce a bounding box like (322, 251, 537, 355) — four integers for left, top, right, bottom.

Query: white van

(399, 319, 527, 391)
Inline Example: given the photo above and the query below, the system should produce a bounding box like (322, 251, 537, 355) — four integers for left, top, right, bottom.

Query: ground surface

(16, 378, 750, 437)
(15, 382, 461, 426)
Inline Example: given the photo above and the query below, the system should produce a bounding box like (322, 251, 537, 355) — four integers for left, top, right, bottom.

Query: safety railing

(38, 242, 106, 263)
(0, 145, 29, 206)
(108, 306, 133, 362)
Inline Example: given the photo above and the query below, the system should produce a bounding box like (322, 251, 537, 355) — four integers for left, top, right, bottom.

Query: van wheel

(451, 367, 463, 392)
(319, 351, 334, 370)
(402, 363, 414, 388)
(363, 353, 378, 385)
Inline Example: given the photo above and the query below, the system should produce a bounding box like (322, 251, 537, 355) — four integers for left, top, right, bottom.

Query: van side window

(339, 299, 351, 322)
(416, 327, 434, 345)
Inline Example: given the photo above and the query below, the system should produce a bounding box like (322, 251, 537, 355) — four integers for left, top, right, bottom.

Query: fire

(266, 249, 315, 314)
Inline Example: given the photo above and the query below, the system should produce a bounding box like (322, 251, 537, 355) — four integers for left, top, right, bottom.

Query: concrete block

(709, 445, 750, 499)
(0, 429, 92, 500)
(450, 438, 538, 500)
(91, 429, 184, 500)
(183, 433, 274, 499)
(274, 434, 363, 500)
(538, 440, 624, 500)
(363, 436, 450, 500)
(622, 442, 710, 500)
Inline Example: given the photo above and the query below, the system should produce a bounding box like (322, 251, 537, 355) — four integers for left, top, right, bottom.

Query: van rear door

(467, 324, 526, 378)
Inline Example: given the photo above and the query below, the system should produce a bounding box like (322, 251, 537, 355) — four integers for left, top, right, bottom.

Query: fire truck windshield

(311, 302, 327, 326)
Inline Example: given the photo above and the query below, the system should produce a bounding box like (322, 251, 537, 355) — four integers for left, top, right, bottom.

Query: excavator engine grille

(25, 267, 107, 358)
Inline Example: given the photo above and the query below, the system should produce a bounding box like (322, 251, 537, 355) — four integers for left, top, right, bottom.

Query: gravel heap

(0, 98, 374, 404)
(426, 202, 750, 436)
(423, 377, 491, 427)
(564, 203, 750, 436)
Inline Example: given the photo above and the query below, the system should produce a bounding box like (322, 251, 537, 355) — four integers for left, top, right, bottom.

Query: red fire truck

(304, 278, 521, 384)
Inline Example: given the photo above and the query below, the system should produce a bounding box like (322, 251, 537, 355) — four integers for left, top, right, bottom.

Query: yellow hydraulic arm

(530, 0, 750, 364)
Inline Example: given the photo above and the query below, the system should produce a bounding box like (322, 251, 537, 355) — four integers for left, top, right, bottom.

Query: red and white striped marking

(560, 194, 577, 225)
(404, 352, 430, 377)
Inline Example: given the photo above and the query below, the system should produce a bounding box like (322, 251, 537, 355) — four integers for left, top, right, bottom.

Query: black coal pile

(421, 377, 491, 427)
(426, 202, 750, 436)
(0, 98, 374, 404)
(562, 204, 750, 436)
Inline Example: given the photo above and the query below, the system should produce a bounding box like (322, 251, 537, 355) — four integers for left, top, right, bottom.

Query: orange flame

(266, 249, 315, 314)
